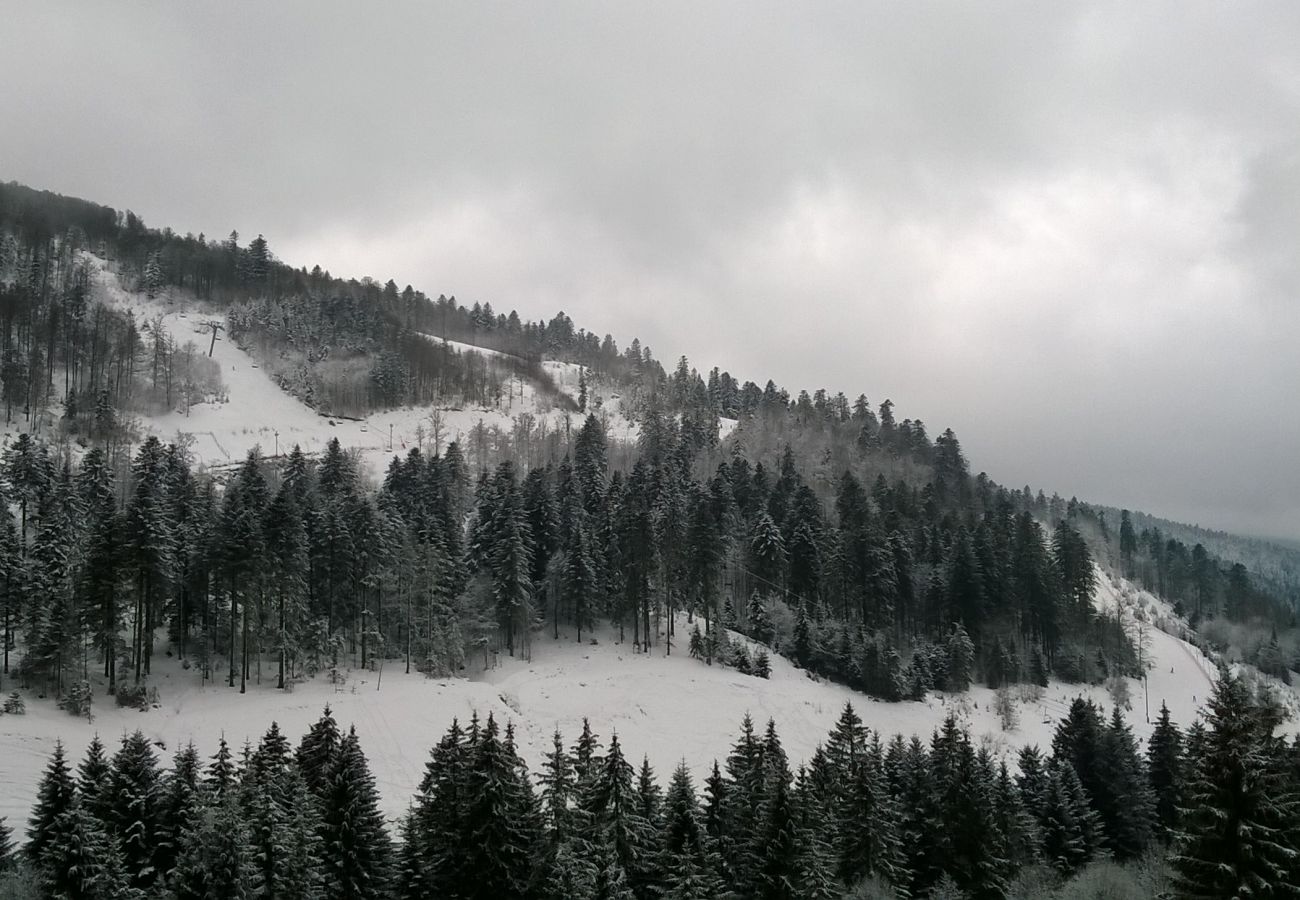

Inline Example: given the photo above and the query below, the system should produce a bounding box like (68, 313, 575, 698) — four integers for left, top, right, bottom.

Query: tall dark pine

(39, 800, 133, 900)
(1146, 701, 1184, 841)
(107, 729, 163, 890)
(27, 740, 75, 865)
(583, 732, 657, 900)
(462, 714, 539, 899)
(296, 704, 343, 799)
(172, 797, 256, 900)
(0, 815, 14, 872)
(320, 728, 392, 900)
(1170, 671, 1300, 897)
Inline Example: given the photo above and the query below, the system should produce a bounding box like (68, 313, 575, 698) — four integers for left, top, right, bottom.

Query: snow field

(85, 256, 641, 482)
(3, 568, 1278, 834)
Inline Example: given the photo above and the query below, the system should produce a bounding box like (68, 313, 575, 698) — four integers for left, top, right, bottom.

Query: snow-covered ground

(3, 570, 1289, 833)
(77, 256, 642, 481)
(0, 258, 1293, 836)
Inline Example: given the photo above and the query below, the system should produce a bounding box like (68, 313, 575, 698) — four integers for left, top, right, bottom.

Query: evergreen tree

(1038, 765, 1087, 875)
(746, 592, 774, 645)
(945, 624, 974, 692)
(106, 730, 163, 889)
(320, 728, 391, 900)
(39, 800, 134, 900)
(1097, 706, 1155, 858)
(27, 740, 75, 865)
(1170, 671, 1300, 898)
(75, 735, 112, 823)
(156, 742, 202, 880)
(458, 715, 539, 899)
(0, 817, 14, 872)
(583, 733, 657, 900)
(171, 798, 256, 900)
(296, 704, 343, 799)
(206, 735, 237, 800)
(1146, 701, 1185, 841)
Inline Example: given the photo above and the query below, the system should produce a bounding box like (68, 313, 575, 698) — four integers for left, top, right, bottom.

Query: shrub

(1, 692, 24, 715)
(114, 683, 156, 711)
(58, 682, 94, 721)
(995, 686, 1018, 731)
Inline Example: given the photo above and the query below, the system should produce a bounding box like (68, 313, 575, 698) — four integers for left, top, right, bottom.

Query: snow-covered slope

(82, 256, 641, 480)
(4, 570, 1287, 833)
(1, 258, 1292, 837)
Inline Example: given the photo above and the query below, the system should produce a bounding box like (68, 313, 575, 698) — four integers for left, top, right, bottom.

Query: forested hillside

(1, 178, 1296, 715)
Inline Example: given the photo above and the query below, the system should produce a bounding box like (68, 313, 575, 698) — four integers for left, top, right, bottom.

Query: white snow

(4, 568, 1287, 833)
(1, 258, 1292, 836)
(77, 256, 643, 480)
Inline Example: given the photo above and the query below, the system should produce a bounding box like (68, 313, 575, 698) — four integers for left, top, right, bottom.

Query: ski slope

(3, 571, 1288, 833)
(82, 256, 641, 480)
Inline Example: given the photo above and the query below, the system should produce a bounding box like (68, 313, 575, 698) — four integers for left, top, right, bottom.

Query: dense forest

(2, 669, 1298, 899)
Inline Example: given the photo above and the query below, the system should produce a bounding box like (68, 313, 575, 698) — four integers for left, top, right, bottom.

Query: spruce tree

(27, 739, 75, 865)
(583, 733, 657, 900)
(0, 816, 14, 872)
(459, 715, 539, 899)
(39, 800, 133, 900)
(76, 735, 113, 823)
(1170, 671, 1300, 897)
(206, 735, 237, 799)
(1038, 766, 1086, 875)
(1146, 701, 1184, 841)
(1097, 706, 1155, 858)
(171, 797, 256, 900)
(106, 729, 163, 890)
(754, 734, 808, 900)
(156, 742, 202, 880)
(320, 728, 391, 900)
(412, 718, 470, 894)
(944, 624, 974, 692)
(296, 704, 343, 799)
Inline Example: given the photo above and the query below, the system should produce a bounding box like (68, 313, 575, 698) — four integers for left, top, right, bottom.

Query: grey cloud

(1, 1, 1296, 539)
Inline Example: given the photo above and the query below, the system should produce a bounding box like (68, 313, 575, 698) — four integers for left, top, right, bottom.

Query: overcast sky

(2, 2, 1297, 540)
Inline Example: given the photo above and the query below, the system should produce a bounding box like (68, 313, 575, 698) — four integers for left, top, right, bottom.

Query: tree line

(4, 668, 1298, 898)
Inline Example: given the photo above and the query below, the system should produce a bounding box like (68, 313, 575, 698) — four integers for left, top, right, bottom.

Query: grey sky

(2, 2, 1297, 540)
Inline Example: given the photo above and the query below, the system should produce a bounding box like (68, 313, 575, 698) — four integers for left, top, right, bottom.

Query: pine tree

(572, 718, 604, 789)
(747, 592, 774, 645)
(320, 728, 391, 900)
(1097, 706, 1155, 858)
(39, 800, 134, 900)
(106, 729, 163, 889)
(27, 740, 75, 865)
(206, 735, 237, 800)
(791, 602, 813, 667)
(1147, 701, 1184, 841)
(156, 742, 202, 880)
(755, 746, 802, 900)
(583, 733, 657, 900)
(1038, 765, 1087, 875)
(945, 624, 974, 692)
(835, 747, 905, 889)
(75, 735, 112, 823)
(1170, 671, 1300, 897)
(0, 816, 15, 872)
(462, 716, 542, 899)
(172, 797, 256, 900)
(297, 704, 343, 799)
